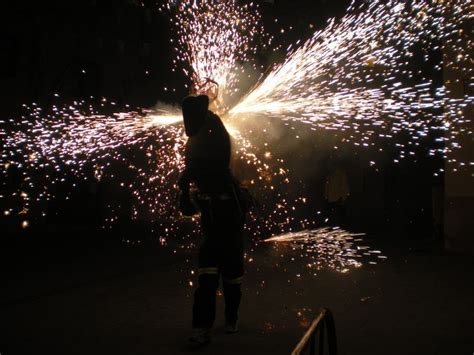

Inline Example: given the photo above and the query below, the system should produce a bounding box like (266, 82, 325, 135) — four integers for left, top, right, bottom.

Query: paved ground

(0, 236, 473, 355)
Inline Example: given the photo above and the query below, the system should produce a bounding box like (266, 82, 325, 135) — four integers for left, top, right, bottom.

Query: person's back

(182, 110, 235, 195)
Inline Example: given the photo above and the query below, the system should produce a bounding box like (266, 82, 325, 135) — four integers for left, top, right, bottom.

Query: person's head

(181, 95, 209, 137)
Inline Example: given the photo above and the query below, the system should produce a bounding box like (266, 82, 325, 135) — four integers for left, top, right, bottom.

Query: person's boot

(225, 321, 239, 334)
(189, 328, 211, 345)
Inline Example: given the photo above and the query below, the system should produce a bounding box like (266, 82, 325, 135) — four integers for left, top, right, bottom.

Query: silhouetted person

(178, 95, 246, 346)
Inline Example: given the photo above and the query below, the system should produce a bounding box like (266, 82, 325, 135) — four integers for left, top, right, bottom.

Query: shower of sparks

(0, 101, 185, 229)
(159, 0, 270, 111)
(263, 227, 386, 273)
(230, 0, 473, 172)
(0, 100, 301, 245)
(1, 0, 473, 273)
(228, 126, 307, 238)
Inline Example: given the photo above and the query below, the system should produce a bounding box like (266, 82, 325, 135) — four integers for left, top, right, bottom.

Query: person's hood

(181, 95, 209, 137)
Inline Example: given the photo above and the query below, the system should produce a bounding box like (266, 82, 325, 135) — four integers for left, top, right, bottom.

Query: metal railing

(291, 308, 338, 355)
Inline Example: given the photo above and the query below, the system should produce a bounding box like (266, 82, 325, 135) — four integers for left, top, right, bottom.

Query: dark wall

(0, 0, 183, 116)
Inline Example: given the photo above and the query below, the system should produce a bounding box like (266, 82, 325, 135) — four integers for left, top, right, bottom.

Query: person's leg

(189, 225, 220, 346)
(192, 234, 220, 329)
(222, 276, 242, 327)
(192, 271, 219, 329)
(221, 225, 244, 331)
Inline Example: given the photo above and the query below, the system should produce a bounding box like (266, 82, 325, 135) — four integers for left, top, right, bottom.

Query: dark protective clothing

(192, 196, 244, 328)
(179, 96, 245, 329)
(179, 109, 233, 195)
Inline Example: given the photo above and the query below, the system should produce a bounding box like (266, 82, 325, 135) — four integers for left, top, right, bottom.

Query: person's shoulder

(206, 110, 226, 129)
(207, 110, 222, 122)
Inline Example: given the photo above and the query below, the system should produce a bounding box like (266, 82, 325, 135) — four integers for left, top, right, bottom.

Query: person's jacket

(178, 110, 238, 196)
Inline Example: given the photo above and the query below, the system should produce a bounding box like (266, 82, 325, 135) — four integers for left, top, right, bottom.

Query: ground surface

(1, 234, 473, 355)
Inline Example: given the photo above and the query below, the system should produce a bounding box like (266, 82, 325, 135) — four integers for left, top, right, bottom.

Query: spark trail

(0, 101, 185, 228)
(264, 228, 386, 273)
(230, 0, 473, 171)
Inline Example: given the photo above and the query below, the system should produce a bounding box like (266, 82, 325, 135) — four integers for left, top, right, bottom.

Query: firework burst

(160, 0, 271, 111)
(230, 0, 473, 172)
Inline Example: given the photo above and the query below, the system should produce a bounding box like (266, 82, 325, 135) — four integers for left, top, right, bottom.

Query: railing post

(319, 323, 325, 355)
(291, 308, 337, 355)
(324, 310, 338, 355)
(310, 333, 316, 355)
